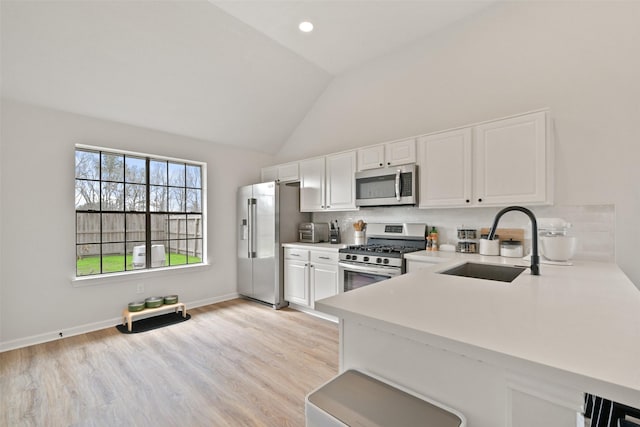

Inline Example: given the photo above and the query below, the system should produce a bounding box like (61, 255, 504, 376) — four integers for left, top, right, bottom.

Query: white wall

(0, 100, 272, 350)
(275, 1, 640, 286)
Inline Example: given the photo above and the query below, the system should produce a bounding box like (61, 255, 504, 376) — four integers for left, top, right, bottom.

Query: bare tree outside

(75, 150, 100, 209)
(76, 149, 204, 276)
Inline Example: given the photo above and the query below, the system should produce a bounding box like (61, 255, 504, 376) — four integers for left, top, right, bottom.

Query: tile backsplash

(313, 204, 615, 262)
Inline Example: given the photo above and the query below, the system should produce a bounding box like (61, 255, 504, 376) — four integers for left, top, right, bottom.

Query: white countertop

(316, 251, 640, 406)
(282, 242, 347, 251)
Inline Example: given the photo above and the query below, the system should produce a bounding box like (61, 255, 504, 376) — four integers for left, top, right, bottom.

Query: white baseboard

(0, 293, 240, 353)
(288, 303, 338, 323)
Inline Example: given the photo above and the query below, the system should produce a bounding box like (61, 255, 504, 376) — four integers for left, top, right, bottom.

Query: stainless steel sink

(439, 262, 526, 283)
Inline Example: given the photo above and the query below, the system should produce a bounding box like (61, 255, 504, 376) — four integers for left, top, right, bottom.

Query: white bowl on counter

(540, 235, 577, 261)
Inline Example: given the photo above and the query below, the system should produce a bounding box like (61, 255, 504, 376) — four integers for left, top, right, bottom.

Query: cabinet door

(284, 259, 310, 306)
(311, 262, 339, 306)
(418, 129, 472, 208)
(299, 157, 326, 212)
(474, 111, 548, 206)
(261, 166, 278, 183)
(326, 151, 357, 211)
(277, 162, 299, 182)
(385, 138, 416, 166)
(357, 145, 385, 171)
(406, 259, 440, 273)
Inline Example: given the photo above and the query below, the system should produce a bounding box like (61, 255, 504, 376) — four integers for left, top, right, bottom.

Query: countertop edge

(315, 298, 640, 408)
(282, 242, 347, 251)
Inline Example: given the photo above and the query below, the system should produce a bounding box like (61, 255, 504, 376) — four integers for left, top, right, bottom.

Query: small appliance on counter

(299, 222, 329, 243)
(538, 218, 577, 262)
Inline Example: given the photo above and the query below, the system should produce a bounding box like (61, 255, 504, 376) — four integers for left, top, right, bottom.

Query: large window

(75, 146, 205, 277)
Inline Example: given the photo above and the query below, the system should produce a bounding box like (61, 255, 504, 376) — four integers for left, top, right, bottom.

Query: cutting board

(479, 228, 525, 243)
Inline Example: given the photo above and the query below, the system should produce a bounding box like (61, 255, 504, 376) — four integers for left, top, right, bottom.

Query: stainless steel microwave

(355, 164, 417, 207)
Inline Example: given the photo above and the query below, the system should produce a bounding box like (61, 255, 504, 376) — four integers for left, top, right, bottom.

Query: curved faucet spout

(488, 206, 540, 275)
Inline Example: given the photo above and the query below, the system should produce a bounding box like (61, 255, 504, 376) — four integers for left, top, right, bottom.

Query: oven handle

(395, 169, 401, 201)
(339, 262, 402, 277)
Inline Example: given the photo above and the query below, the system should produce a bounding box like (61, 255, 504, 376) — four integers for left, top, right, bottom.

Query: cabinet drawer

(285, 248, 309, 260)
(311, 251, 339, 264)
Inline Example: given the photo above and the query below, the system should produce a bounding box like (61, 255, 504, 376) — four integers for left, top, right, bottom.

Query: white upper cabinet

(418, 110, 552, 208)
(326, 151, 357, 211)
(299, 157, 326, 211)
(418, 128, 473, 208)
(357, 144, 385, 170)
(357, 138, 416, 171)
(300, 151, 357, 212)
(260, 162, 299, 183)
(473, 111, 550, 206)
(385, 138, 416, 166)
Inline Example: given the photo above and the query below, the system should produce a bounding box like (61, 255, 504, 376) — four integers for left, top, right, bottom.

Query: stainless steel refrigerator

(237, 181, 309, 308)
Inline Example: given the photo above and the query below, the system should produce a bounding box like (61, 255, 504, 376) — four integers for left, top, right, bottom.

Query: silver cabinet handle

(319, 256, 330, 260)
(290, 253, 300, 257)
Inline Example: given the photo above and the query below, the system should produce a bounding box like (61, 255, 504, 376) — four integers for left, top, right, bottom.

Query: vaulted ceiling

(1, 1, 495, 154)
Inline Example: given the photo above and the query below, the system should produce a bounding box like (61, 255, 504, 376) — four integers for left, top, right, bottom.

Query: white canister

(500, 240, 524, 258)
(479, 238, 500, 256)
(354, 231, 366, 245)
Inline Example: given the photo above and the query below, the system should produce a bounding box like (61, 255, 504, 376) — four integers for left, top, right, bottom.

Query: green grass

(76, 253, 202, 276)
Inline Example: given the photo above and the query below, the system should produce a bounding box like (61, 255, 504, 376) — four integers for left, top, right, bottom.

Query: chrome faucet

(488, 206, 540, 275)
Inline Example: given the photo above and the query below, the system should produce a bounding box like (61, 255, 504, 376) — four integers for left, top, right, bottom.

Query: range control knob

(352, 255, 358, 261)
(346, 254, 351, 260)
(383, 258, 389, 265)
(363, 256, 369, 262)
(376, 257, 382, 264)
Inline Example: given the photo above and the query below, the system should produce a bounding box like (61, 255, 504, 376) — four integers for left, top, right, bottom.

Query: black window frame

(75, 146, 205, 277)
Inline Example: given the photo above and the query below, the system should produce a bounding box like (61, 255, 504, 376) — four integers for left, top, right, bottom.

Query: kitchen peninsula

(315, 254, 640, 427)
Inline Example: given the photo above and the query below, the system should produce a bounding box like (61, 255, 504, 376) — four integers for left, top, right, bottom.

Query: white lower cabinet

(284, 248, 339, 309)
(406, 259, 443, 274)
(310, 251, 339, 303)
(284, 249, 310, 306)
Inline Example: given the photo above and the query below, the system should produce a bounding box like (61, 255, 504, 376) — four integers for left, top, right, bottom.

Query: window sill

(71, 263, 210, 287)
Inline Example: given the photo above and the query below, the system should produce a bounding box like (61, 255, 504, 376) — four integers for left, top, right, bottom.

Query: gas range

(339, 223, 427, 271)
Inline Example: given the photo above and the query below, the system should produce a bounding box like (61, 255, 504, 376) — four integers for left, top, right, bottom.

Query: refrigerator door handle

(249, 198, 257, 258)
(247, 199, 253, 258)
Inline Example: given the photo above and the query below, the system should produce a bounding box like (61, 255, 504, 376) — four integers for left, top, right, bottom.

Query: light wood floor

(0, 299, 339, 427)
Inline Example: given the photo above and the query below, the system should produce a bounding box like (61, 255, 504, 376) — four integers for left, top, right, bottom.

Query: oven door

(339, 262, 402, 292)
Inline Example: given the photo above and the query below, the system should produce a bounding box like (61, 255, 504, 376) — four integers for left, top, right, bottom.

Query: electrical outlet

(136, 283, 144, 294)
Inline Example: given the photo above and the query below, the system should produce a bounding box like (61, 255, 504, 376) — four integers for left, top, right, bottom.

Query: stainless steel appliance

(237, 181, 310, 308)
(298, 222, 329, 243)
(355, 164, 417, 207)
(339, 223, 427, 292)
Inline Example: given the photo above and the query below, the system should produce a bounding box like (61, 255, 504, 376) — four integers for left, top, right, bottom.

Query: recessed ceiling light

(299, 21, 314, 33)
